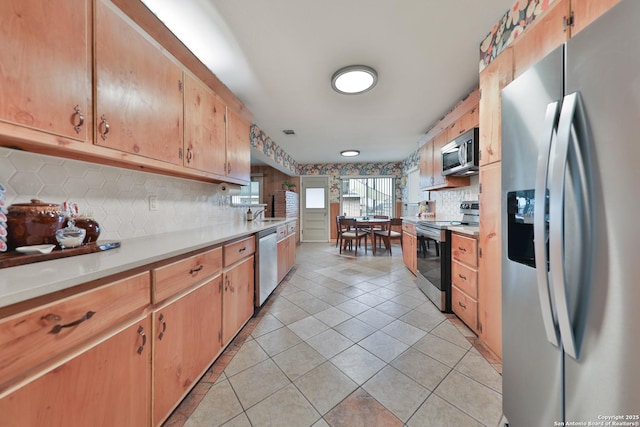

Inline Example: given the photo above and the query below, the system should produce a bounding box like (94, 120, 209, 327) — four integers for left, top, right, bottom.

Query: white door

(301, 176, 329, 242)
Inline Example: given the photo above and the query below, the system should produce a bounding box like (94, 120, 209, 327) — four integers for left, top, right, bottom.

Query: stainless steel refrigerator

(501, 1, 640, 425)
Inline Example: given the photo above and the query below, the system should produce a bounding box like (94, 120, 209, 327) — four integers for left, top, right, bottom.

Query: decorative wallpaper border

(299, 162, 404, 203)
(250, 124, 300, 175)
(479, 0, 555, 71)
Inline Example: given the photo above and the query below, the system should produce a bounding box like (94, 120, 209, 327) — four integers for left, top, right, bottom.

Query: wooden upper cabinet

(184, 74, 227, 176)
(94, 0, 183, 165)
(571, 0, 620, 36)
(418, 142, 433, 189)
(226, 108, 251, 184)
(512, 0, 570, 78)
(447, 105, 479, 141)
(0, 0, 91, 141)
(419, 132, 470, 190)
(479, 47, 514, 167)
(431, 132, 450, 188)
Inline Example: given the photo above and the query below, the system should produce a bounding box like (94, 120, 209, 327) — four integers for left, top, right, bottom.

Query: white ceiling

(143, 0, 514, 165)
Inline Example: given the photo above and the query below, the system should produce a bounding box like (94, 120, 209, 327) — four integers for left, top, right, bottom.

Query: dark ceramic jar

(73, 217, 101, 244)
(6, 199, 65, 250)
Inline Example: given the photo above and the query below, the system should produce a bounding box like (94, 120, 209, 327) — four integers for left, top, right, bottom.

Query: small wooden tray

(0, 241, 121, 269)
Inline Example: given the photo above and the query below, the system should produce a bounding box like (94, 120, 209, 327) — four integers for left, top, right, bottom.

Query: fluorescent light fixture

(331, 65, 377, 95)
(340, 150, 360, 157)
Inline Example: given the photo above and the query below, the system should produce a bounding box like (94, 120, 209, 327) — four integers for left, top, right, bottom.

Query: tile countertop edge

(0, 218, 293, 309)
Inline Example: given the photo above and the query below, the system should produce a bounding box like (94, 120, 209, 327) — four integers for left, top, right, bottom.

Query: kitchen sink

(255, 217, 286, 223)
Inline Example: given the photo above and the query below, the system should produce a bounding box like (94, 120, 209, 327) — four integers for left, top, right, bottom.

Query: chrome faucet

(253, 208, 266, 220)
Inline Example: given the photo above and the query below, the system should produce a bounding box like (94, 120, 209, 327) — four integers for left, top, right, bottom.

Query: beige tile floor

(165, 242, 503, 427)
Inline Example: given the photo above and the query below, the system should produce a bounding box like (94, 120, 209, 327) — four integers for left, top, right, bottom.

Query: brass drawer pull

(189, 264, 204, 275)
(49, 311, 95, 334)
(158, 314, 167, 340)
(458, 301, 467, 309)
(72, 105, 84, 134)
(458, 273, 467, 280)
(458, 246, 467, 253)
(137, 325, 146, 355)
(99, 115, 110, 140)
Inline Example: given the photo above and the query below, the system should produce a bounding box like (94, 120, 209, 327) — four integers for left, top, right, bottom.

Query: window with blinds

(340, 177, 395, 217)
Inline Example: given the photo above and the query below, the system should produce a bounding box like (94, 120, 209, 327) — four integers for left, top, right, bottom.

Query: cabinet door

(512, 0, 569, 78)
(447, 105, 479, 140)
(277, 238, 288, 284)
(184, 74, 227, 175)
(0, 317, 151, 426)
(153, 275, 223, 425)
(571, 0, 620, 37)
(479, 47, 514, 167)
(288, 234, 296, 271)
(226, 108, 251, 183)
(418, 142, 433, 189)
(95, 0, 183, 165)
(478, 162, 502, 357)
(431, 132, 449, 187)
(402, 232, 417, 275)
(223, 256, 254, 344)
(0, 0, 91, 141)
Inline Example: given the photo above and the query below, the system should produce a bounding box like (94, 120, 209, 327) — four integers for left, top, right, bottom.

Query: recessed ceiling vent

(282, 129, 295, 135)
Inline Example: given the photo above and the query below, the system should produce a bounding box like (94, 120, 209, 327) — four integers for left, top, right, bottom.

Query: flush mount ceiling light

(340, 150, 360, 157)
(331, 65, 377, 95)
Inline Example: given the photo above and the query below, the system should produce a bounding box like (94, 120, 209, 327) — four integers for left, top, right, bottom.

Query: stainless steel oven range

(415, 201, 479, 312)
(415, 223, 452, 312)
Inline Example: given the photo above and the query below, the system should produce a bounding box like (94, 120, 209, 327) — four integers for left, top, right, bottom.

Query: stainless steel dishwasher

(255, 227, 278, 307)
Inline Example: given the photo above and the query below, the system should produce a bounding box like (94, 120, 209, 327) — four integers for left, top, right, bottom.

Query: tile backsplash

(0, 147, 246, 241)
(403, 176, 480, 219)
(429, 175, 480, 219)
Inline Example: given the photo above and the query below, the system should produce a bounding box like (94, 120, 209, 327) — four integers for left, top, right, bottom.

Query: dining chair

(373, 218, 403, 255)
(335, 215, 345, 247)
(339, 218, 368, 255)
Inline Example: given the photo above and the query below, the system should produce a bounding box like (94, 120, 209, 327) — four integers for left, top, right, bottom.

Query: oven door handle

(534, 100, 561, 348)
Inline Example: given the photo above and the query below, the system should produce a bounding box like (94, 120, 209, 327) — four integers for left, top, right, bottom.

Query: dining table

(353, 217, 391, 255)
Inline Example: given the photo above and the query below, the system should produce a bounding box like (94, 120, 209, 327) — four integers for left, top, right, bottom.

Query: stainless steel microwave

(441, 127, 479, 176)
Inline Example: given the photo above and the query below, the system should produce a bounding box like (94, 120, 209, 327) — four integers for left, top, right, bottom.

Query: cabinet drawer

(402, 222, 416, 235)
(277, 225, 287, 240)
(287, 222, 296, 235)
(452, 286, 477, 331)
(224, 236, 255, 267)
(0, 272, 150, 389)
(451, 233, 478, 267)
(154, 247, 222, 302)
(451, 260, 478, 299)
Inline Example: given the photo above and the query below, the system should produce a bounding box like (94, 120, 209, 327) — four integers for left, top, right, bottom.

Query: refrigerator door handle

(534, 101, 561, 347)
(549, 92, 591, 360)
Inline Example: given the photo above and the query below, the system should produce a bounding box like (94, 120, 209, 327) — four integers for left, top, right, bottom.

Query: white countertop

(401, 216, 479, 237)
(0, 218, 291, 309)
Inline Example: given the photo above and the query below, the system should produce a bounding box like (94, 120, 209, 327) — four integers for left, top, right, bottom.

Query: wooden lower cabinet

(277, 233, 296, 283)
(451, 233, 479, 333)
(0, 316, 151, 426)
(402, 222, 417, 275)
(222, 255, 254, 345)
(153, 275, 223, 426)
